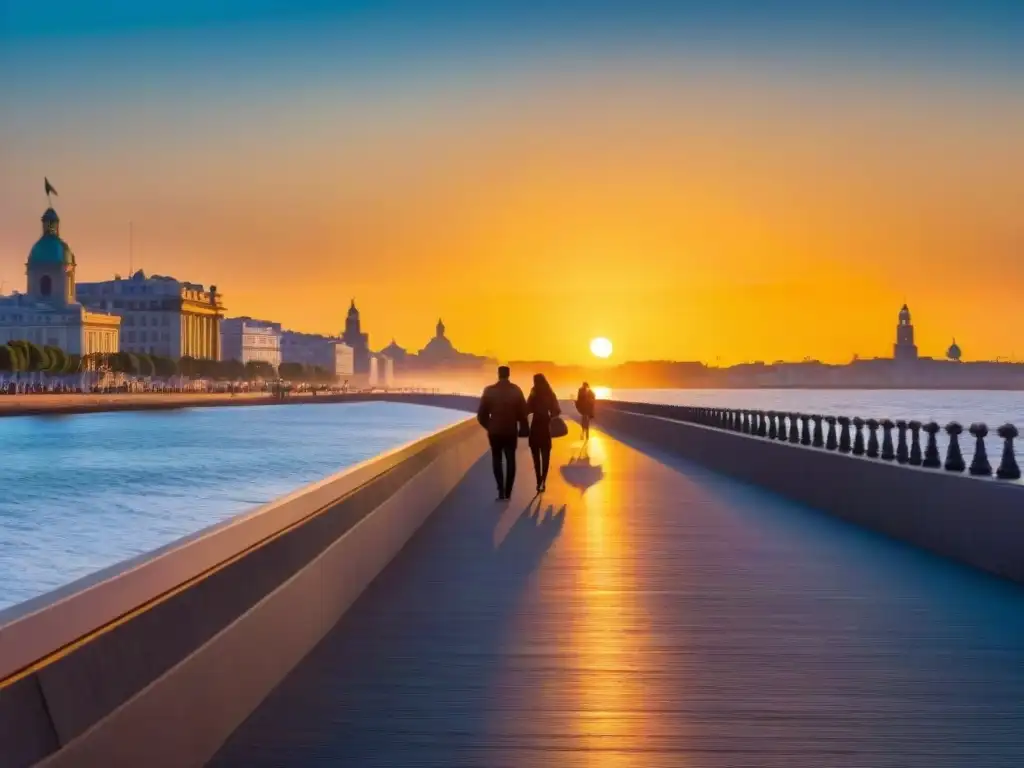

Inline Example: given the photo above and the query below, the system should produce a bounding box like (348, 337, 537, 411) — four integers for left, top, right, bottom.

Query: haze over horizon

(3, 1, 1023, 365)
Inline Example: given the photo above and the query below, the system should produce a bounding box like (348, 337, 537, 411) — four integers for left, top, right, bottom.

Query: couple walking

(477, 366, 563, 501)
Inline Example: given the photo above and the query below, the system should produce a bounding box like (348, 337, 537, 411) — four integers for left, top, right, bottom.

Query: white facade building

(0, 205, 120, 356)
(332, 342, 354, 379)
(221, 317, 282, 368)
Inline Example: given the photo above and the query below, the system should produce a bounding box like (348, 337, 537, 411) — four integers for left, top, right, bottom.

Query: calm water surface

(0, 402, 466, 611)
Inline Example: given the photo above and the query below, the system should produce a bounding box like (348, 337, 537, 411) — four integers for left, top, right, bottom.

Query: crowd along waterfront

(0, 401, 465, 610)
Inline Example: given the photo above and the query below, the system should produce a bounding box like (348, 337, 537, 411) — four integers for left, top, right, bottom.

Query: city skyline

(3, 2, 1023, 364)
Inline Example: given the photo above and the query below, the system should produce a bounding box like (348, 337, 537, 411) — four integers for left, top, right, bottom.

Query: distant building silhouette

(947, 338, 962, 362)
(893, 304, 918, 362)
(341, 299, 371, 374)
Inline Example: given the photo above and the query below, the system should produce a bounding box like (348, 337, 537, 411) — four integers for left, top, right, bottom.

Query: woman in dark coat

(527, 373, 560, 493)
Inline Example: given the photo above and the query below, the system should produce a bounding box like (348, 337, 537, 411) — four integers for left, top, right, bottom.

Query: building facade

(77, 270, 224, 360)
(280, 330, 339, 369)
(0, 205, 120, 355)
(333, 342, 354, 378)
(221, 317, 282, 368)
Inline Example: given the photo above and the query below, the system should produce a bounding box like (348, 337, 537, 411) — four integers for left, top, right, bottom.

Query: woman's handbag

(519, 421, 531, 438)
(549, 416, 569, 438)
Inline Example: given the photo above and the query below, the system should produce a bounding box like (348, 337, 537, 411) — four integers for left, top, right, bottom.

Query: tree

(44, 345, 66, 375)
(9, 341, 48, 373)
(278, 362, 306, 381)
(64, 354, 82, 375)
(135, 353, 156, 378)
(221, 359, 245, 381)
(152, 355, 178, 379)
(0, 344, 14, 373)
(244, 360, 276, 380)
(178, 355, 198, 378)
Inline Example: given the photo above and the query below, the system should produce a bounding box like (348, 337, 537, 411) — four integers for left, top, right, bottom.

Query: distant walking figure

(527, 373, 561, 493)
(477, 366, 529, 501)
(575, 381, 596, 440)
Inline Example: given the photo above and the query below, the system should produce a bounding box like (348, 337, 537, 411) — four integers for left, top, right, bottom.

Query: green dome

(28, 235, 74, 266)
(28, 208, 74, 267)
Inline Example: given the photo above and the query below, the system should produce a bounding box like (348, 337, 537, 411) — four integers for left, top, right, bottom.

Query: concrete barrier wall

(593, 402, 1024, 585)
(0, 411, 487, 768)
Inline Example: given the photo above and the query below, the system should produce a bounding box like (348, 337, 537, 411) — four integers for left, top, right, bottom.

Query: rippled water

(597, 388, 1024, 473)
(0, 402, 466, 611)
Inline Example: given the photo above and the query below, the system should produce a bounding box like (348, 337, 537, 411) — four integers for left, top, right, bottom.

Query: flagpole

(129, 221, 134, 277)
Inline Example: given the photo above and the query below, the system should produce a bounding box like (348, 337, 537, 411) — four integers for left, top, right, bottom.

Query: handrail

(599, 401, 1022, 480)
(0, 414, 476, 685)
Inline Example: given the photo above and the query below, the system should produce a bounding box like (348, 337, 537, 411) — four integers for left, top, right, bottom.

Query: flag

(44, 178, 58, 198)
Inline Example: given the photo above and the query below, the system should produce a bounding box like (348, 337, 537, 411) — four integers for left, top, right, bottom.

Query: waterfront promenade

(211, 423, 1024, 767)
(6, 397, 1024, 767)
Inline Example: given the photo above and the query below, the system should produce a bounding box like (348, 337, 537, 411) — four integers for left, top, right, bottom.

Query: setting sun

(590, 337, 613, 359)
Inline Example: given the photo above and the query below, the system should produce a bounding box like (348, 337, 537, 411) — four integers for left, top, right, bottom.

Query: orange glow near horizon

(3, 61, 1024, 365)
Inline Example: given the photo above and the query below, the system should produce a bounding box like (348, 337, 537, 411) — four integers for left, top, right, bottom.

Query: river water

(0, 402, 466, 611)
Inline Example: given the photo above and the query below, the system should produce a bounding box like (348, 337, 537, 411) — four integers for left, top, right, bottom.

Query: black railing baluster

(865, 419, 880, 458)
(996, 424, 1021, 480)
(825, 416, 837, 450)
(811, 415, 824, 448)
(880, 419, 895, 461)
(944, 422, 965, 473)
(968, 423, 991, 476)
(922, 422, 941, 468)
(852, 417, 865, 456)
(895, 420, 909, 463)
(838, 416, 851, 453)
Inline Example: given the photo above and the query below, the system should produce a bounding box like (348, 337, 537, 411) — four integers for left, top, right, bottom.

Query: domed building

(947, 338, 962, 362)
(0, 202, 120, 357)
(404, 317, 494, 370)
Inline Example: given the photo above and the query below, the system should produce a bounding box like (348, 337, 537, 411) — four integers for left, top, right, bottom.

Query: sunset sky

(2, 2, 1023, 364)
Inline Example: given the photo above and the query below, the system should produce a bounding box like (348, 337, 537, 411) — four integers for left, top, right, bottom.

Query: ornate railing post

(837, 416, 851, 453)
(968, 423, 991, 476)
(922, 422, 941, 468)
(825, 416, 837, 450)
(777, 412, 788, 441)
(895, 420, 909, 463)
(880, 419, 895, 461)
(742, 410, 751, 434)
(755, 411, 766, 437)
(766, 411, 777, 439)
(789, 413, 801, 444)
(944, 422, 965, 472)
(865, 418, 880, 458)
(908, 420, 923, 465)
(852, 417, 865, 456)
(811, 415, 824, 447)
(996, 424, 1021, 480)
(800, 414, 812, 445)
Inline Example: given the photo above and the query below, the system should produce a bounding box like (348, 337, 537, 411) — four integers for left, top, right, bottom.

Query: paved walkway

(211, 425, 1024, 767)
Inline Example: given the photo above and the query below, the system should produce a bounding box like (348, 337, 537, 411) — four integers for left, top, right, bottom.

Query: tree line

(0, 340, 337, 382)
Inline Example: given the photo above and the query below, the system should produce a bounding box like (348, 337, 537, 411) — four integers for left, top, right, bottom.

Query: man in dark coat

(477, 366, 529, 500)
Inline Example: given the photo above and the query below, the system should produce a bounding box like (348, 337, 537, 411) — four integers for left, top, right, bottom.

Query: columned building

(0, 204, 120, 355)
(77, 270, 225, 359)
